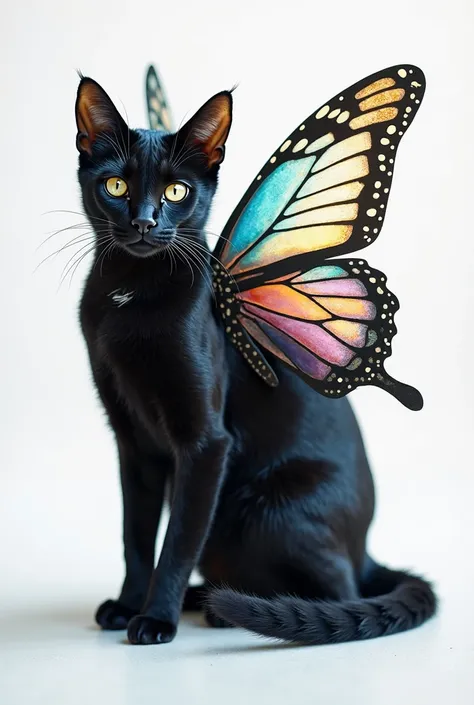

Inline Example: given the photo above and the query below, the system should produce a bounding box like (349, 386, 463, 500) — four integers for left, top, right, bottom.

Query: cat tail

(206, 563, 436, 645)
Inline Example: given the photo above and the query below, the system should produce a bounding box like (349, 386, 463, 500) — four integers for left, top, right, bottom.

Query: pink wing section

(242, 314, 332, 380)
(323, 320, 368, 347)
(293, 279, 368, 297)
(239, 315, 296, 368)
(242, 303, 355, 366)
(314, 297, 376, 320)
(237, 284, 330, 321)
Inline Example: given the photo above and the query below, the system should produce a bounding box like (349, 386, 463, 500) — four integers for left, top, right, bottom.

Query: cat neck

(85, 237, 213, 306)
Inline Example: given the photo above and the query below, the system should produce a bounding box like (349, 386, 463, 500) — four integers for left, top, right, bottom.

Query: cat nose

(131, 217, 157, 235)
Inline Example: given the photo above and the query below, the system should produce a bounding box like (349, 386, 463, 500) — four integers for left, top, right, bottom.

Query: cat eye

(164, 182, 189, 203)
(105, 177, 129, 198)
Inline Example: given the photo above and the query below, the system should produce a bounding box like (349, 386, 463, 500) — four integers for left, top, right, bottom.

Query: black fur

(207, 561, 436, 643)
(75, 76, 436, 646)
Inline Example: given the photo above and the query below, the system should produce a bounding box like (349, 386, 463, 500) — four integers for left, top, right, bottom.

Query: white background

(1, 1, 473, 703)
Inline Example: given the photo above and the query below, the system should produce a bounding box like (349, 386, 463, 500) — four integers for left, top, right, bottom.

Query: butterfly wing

(214, 64, 425, 408)
(231, 259, 422, 410)
(146, 65, 173, 131)
(215, 64, 425, 278)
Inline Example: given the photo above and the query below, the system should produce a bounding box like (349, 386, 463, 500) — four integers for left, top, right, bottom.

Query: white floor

(0, 580, 471, 705)
(2, 394, 473, 705)
(2, 417, 474, 704)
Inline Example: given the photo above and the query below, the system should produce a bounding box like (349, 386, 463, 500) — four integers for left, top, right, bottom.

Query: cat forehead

(129, 129, 205, 178)
(133, 128, 170, 159)
(135, 127, 170, 144)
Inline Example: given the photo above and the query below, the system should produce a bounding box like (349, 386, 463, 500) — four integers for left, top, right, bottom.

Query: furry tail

(207, 564, 436, 644)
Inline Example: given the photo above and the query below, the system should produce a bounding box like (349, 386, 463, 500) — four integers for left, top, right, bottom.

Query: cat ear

(178, 91, 233, 168)
(75, 77, 128, 156)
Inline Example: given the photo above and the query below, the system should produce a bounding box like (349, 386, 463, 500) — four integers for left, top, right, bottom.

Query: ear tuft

(75, 78, 127, 156)
(180, 92, 233, 168)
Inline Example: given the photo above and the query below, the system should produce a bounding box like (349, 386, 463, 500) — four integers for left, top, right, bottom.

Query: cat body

(76, 76, 435, 645)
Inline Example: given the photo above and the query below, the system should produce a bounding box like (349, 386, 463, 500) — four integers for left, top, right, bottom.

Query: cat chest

(96, 313, 211, 442)
(99, 324, 189, 395)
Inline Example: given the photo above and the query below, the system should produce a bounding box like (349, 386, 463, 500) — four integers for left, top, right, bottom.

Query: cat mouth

(121, 231, 175, 258)
(125, 240, 160, 256)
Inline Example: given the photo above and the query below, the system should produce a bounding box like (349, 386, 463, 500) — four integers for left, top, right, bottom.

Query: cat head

(75, 77, 232, 258)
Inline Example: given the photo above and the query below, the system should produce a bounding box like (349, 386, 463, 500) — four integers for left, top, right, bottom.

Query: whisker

(66, 246, 99, 289)
(92, 237, 114, 274)
(35, 232, 99, 271)
(162, 214, 212, 291)
(42, 210, 115, 226)
(57, 233, 111, 285)
(174, 241, 198, 288)
(169, 125, 194, 170)
(185, 248, 217, 302)
(39, 225, 111, 256)
(167, 240, 177, 276)
(171, 144, 203, 171)
(187, 243, 239, 292)
(37, 223, 99, 250)
(170, 241, 195, 288)
(119, 99, 131, 161)
(175, 230, 239, 292)
(168, 110, 191, 166)
(65, 233, 115, 289)
(58, 242, 100, 290)
(174, 236, 216, 301)
(99, 131, 127, 164)
(114, 125, 129, 164)
(177, 227, 233, 246)
(99, 240, 117, 277)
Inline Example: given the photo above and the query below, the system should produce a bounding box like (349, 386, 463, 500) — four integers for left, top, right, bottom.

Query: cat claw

(127, 615, 177, 645)
(95, 599, 139, 631)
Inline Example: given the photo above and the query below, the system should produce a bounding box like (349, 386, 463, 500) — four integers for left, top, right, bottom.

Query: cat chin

(121, 240, 165, 258)
(122, 242, 165, 259)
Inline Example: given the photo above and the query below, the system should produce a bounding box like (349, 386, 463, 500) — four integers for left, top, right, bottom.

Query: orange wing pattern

(213, 65, 425, 409)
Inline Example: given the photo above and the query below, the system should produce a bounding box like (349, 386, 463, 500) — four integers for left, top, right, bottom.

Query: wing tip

(394, 63, 427, 92)
(401, 385, 424, 411)
(146, 64, 158, 80)
(375, 372, 424, 411)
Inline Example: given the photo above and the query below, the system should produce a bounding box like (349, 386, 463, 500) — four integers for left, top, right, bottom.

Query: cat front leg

(127, 431, 231, 645)
(88, 366, 170, 631)
(96, 440, 171, 631)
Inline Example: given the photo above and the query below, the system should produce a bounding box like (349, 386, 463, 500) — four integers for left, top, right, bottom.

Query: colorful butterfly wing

(215, 64, 425, 279)
(233, 259, 423, 410)
(213, 65, 425, 407)
(146, 65, 173, 132)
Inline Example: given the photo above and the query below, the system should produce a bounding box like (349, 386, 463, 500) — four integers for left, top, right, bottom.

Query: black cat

(75, 76, 436, 645)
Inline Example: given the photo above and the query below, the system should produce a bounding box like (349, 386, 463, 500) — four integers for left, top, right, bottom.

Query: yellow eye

(164, 182, 189, 203)
(105, 177, 128, 198)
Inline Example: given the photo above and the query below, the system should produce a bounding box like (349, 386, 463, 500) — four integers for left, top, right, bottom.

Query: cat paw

(127, 615, 177, 645)
(95, 599, 139, 631)
(204, 606, 235, 629)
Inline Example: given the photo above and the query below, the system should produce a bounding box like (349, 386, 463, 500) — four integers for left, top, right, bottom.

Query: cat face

(76, 78, 232, 258)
